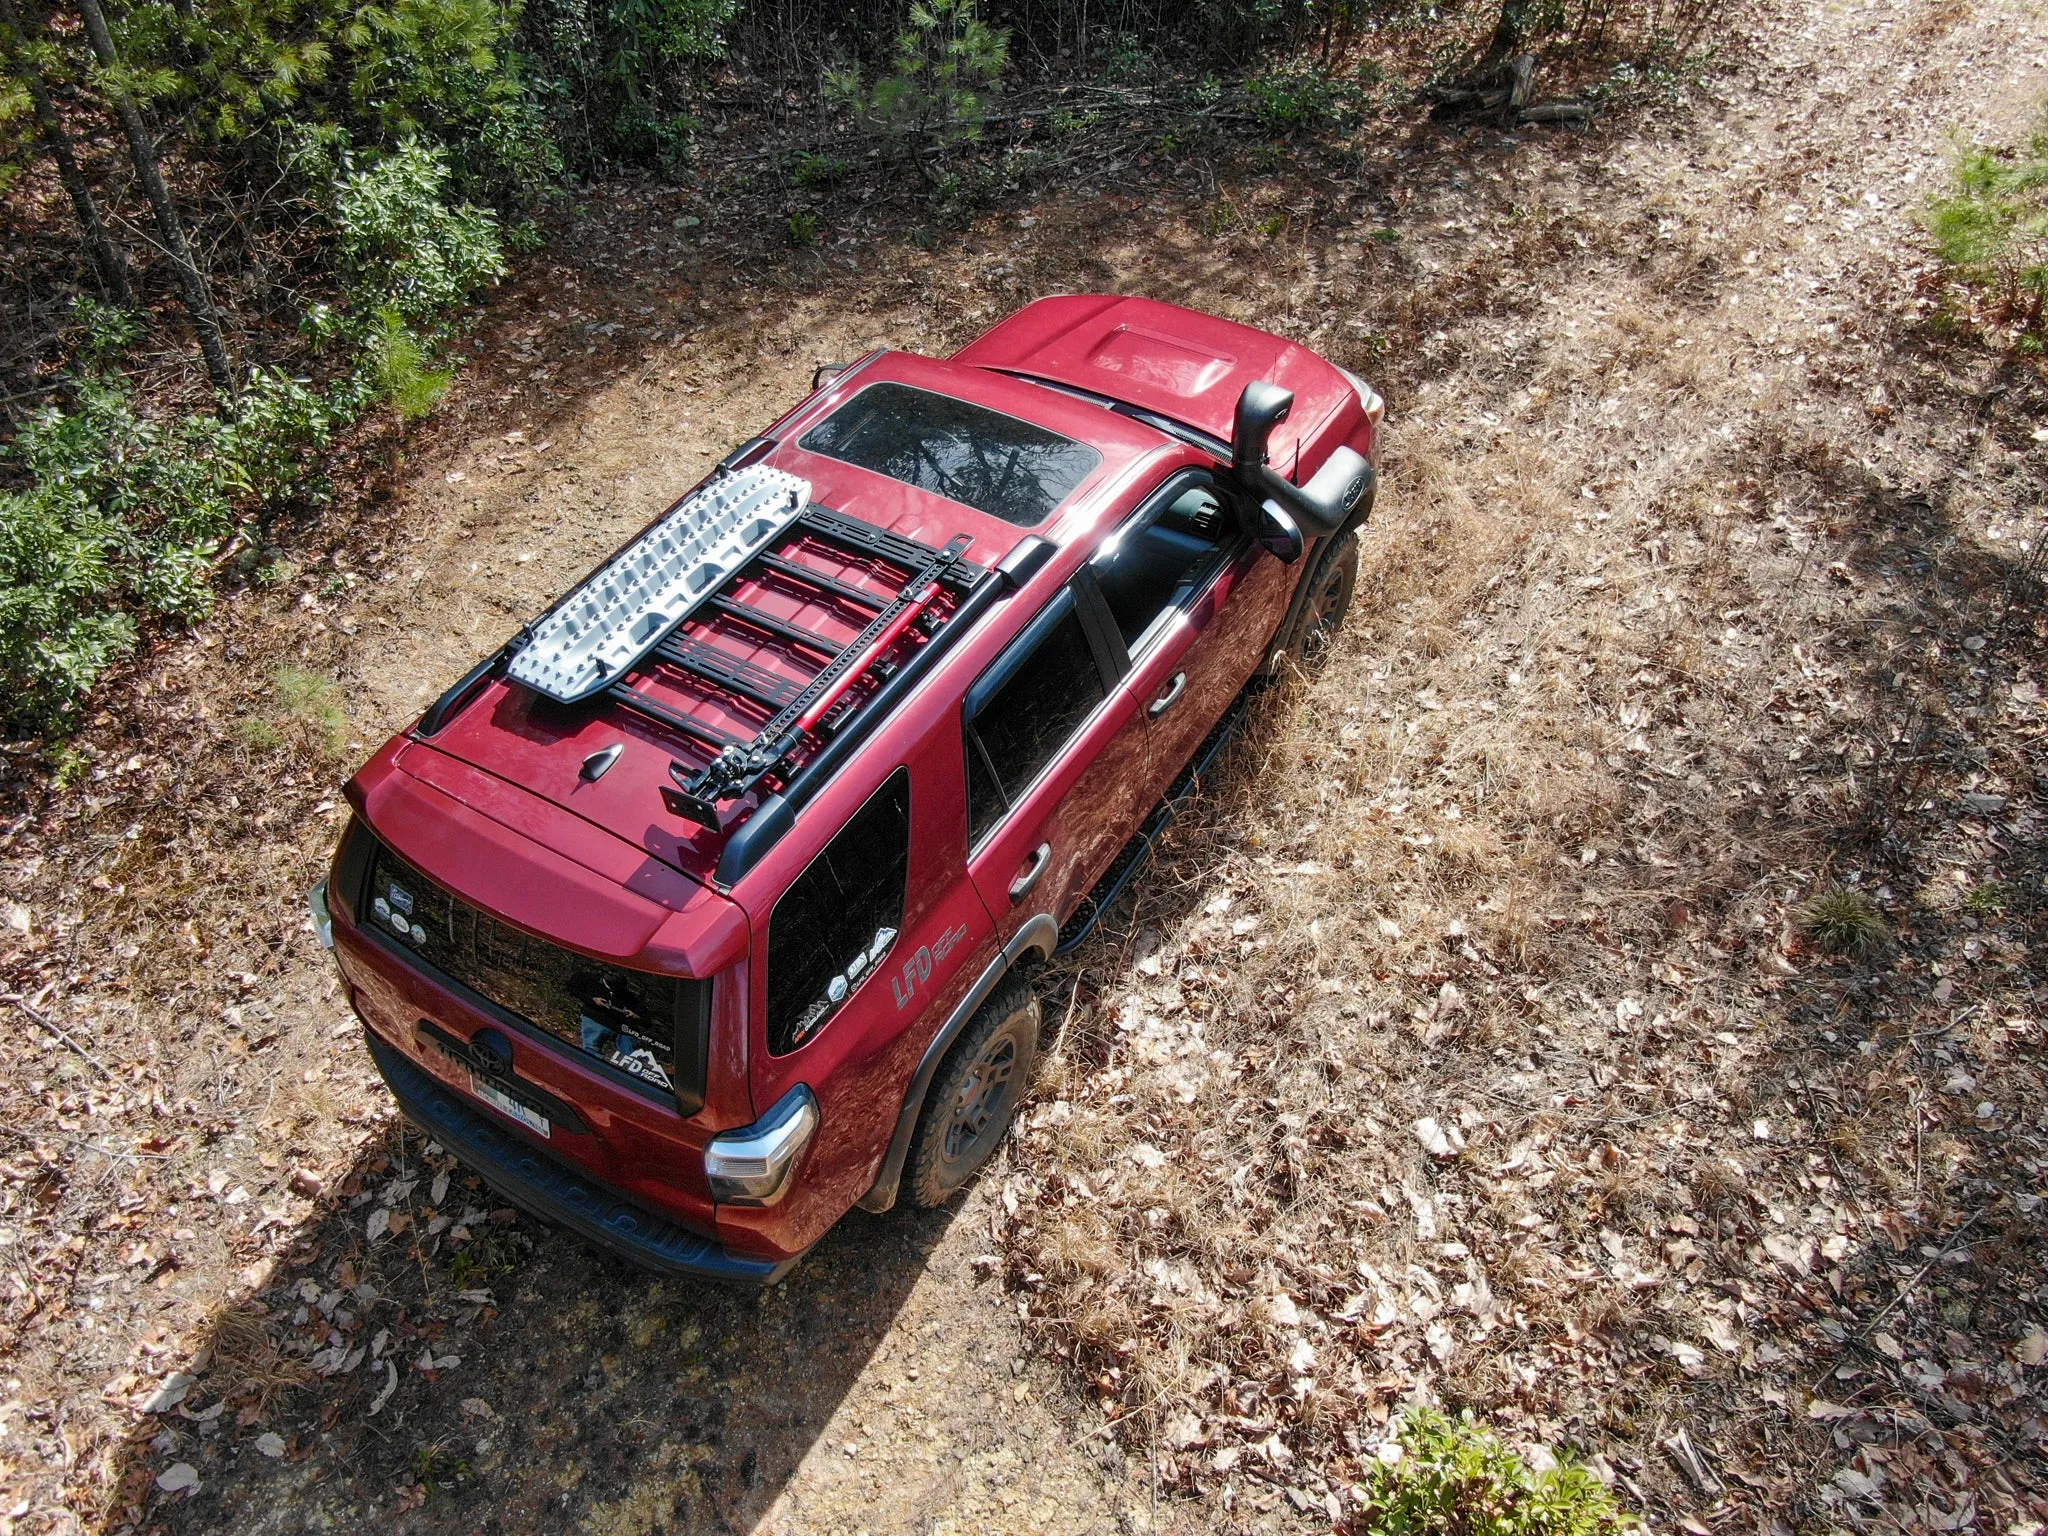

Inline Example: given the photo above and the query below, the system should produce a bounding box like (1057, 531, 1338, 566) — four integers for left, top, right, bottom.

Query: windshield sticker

(579, 1014, 674, 1090)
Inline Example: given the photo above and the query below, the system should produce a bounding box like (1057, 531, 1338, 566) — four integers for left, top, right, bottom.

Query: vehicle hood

(950, 295, 1356, 472)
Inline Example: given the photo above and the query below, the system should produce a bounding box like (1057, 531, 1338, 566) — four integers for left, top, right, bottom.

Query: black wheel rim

(1303, 563, 1348, 655)
(942, 1033, 1017, 1165)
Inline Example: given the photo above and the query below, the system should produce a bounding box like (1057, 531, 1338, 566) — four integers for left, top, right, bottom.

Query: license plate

(470, 1073, 550, 1139)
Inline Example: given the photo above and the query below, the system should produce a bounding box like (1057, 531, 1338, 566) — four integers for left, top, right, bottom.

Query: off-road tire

(1295, 529, 1359, 665)
(904, 972, 1041, 1208)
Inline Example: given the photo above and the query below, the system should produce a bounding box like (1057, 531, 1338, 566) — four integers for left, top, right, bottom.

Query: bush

(332, 139, 509, 332)
(827, 0, 1008, 178)
(367, 308, 456, 420)
(1361, 1409, 1637, 1536)
(0, 371, 351, 726)
(0, 130, 499, 728)
(1245, 62, 1359, 137)
(1927, 111, 2048, 343)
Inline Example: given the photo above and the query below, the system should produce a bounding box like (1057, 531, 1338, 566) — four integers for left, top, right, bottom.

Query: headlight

(704, 1086, 819, 1206)
(1337, 365, 1386, 433)
(308, 881, 334, 949)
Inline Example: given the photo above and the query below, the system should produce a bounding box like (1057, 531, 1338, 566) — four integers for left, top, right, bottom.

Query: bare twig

(0, 1121, 168, 1161)
(3, 994, 120, 1081)
(1854, 1206, 1989, 1340)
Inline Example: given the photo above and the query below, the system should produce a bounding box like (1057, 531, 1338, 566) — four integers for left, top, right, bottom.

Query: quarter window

(963, 600, 1107, 845)
(766, 768, 911, 1055)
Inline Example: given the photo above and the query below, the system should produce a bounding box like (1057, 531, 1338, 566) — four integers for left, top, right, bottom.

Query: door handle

(1009, 842, 1051, 905)
(1148, 672, 1187, 719)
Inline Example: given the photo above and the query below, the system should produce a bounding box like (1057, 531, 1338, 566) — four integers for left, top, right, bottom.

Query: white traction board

(508, 465, 812, 703)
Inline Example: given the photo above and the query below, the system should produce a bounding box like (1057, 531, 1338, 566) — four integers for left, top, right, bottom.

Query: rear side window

(799, 381, 1102, 527)
(964, 602, 1107, 845)
(766, 767, 911, 1054)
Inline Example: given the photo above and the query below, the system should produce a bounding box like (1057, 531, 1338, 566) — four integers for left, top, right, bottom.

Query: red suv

(314, 296, 1380, 1282)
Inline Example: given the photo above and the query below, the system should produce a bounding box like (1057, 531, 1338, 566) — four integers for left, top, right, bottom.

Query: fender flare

(1262, 466, 1375, 675)
(855, 913, 1059, 1214)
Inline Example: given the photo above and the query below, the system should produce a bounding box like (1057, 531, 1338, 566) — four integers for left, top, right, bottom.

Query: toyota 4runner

(314, 295, 1381, 1282)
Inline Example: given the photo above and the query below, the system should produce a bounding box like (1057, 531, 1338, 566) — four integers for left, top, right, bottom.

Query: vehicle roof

(367, 297, 1352, 919)
(402, 345, 1184, 894)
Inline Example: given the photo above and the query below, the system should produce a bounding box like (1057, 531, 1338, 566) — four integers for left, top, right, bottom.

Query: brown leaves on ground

(4, 0, 2048, 1532)
(997, 17, 2048, 1530)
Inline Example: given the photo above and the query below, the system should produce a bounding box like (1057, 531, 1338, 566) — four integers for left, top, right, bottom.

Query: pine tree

(73, 0, 235, 399)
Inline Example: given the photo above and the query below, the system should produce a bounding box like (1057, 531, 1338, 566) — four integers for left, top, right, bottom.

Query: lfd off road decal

(892, 923, 970, 1010)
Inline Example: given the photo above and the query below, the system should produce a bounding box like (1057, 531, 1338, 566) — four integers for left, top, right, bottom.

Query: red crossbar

(796, 582, 941, 733)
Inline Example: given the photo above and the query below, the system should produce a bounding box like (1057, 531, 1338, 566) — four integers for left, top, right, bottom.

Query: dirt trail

(1, 0, 2042, 1530)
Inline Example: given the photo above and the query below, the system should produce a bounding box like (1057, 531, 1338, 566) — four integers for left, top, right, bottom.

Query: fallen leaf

(1414, 1117, 1462, 1158)
(141, 1373, 195, 1414)
(254, 1432, 285, 1458)
(367, 1360, 399, 1416)
(156, 1463, 199, 1494)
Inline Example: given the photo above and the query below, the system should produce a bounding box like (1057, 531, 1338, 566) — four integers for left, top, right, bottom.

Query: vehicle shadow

(108, 1117, 956, 1535)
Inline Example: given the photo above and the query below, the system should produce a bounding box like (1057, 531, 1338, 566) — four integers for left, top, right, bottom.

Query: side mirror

(1257, 501, 1303, 564)
(1232, 381, 1294, 472)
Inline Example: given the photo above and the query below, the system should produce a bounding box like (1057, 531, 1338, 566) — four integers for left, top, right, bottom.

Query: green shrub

(792, 151, 850, 188)
(1245, 62, 1358, 137)
(1927, 111, 2048, 342)
(333, 139, 509, 332)
(367, 308, 455, 420)
(0, 371, 350, 727)
(1361, 1409, 1637, 1536)
(827, 0, 1008, 176)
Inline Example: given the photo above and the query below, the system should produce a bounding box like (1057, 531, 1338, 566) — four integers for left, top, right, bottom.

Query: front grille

(359, 838, 709, 1111)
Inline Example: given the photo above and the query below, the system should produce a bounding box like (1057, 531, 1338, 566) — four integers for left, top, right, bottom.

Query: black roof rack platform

(414, 458, 1055, 886)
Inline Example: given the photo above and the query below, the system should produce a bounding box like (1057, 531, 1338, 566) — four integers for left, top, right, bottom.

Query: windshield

(799, 381, 1101, 527)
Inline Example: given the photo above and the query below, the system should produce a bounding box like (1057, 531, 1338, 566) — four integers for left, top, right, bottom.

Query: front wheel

(904, 972, 1040, 1207)
(1295, 529, 1358, 665)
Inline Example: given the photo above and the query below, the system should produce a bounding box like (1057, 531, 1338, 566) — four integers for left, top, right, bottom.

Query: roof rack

(414, 457, 1056, 886)
(648, 508, 985, 833)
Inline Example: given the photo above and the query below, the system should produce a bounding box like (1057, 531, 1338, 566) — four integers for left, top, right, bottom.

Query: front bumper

(364, 1029, 798, 1285)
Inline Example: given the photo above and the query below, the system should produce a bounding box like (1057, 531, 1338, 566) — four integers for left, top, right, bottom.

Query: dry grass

(1, 2, 2045, 1530)
(993, 44, 2048, 1530)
